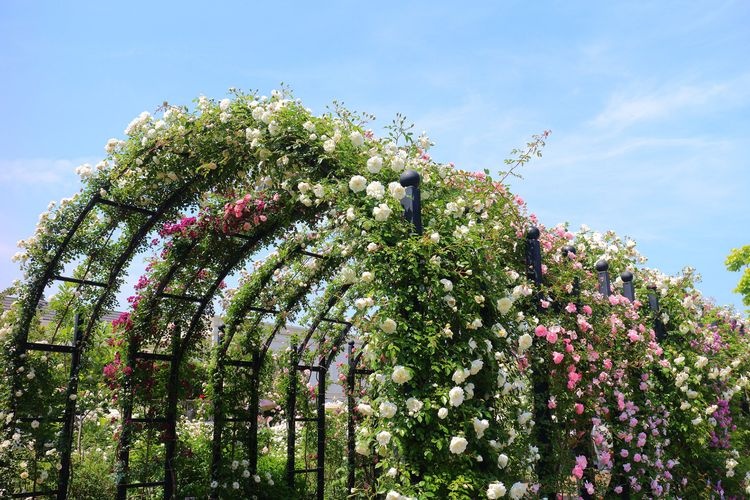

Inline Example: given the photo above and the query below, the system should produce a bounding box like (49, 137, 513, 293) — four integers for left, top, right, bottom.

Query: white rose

(385, 491, 402, 500)
(497, 453, 509, 468)
(366, 181, 385, 199)
(355, 441, 370, 456)
(381, 318, 397, 334)
(323, 139, 336, 153)
(465, 383, 475, 400)
(349, 131, 365, 147)
(470, 359, 484, 375)
(373, 203, 392, 222)
(361, 271, 374, 283)
(376, 430, 392, 446)
(391, 365, 412, 385)
(449, 386, 465, 407)
(487, 481, 507, 499)
(386, 467, 398, 477)
(312, 184, 325, 198)
(439, 279, 453, 292)
(509, 482, 527, 499)
(340, 267, 357, 284)
(406, 397, 423, 413)
(391, 156, 405, 171)
(430, 232, 440, 243)
(388, 181, 406, 200)
(379, 401, 397, 418)
(517, 333, 533, 353)
(517, 412, 533, 425)
(695, 356, 709, 369)
(75, 163, 93, 179)
(473, 417, 489, 438)
(449, 436, 468, 454)
(357, 403, 374, 416)
(452, 368, 469, 384)
(349, 175, 367, 193)
(497, 297, 513, 315)
(438, 407, 448, 419)
(367, 155, 383, 173)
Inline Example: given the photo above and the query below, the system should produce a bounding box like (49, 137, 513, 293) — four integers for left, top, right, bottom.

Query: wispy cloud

(590, 74, 750, 130)
(591, 84, 727, 130)
(0, 157, 95, 185)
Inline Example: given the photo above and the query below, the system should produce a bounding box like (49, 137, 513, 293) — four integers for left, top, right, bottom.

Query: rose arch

(1, 90, 749, 499)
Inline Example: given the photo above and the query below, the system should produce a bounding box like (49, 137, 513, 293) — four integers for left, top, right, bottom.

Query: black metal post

(163, 331, 181, 500)
(647, 285, 667, 341)
(526, 227, 542, 286)
(316, 360, 326, 500)
(248, 351, 260, 475)
(621, 271, 635, 302)
(399, 170, 423, 235)
(116, 340, 138, 500)
(346, 342, 356, 494)
(57, 313, 83, 499)
(526, 233, 555, 497)
(596, 260, 611, 297)
(286, 345, 298, 490)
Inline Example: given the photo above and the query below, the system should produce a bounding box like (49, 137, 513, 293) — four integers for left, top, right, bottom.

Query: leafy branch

(384, 112, 415, 146)
(498, 130, 551, 184)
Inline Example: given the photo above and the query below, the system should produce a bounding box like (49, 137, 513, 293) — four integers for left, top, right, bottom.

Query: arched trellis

(1, 90, 432, 498)
(4, 92, 749, 500)
(3, 99, 359, 498)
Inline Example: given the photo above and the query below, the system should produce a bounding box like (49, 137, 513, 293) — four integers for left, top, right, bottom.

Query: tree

(726, 245, 750, 310)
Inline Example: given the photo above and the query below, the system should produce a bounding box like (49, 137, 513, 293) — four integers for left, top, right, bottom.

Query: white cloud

(591, 84, 727, 130)
(590, 73, 750, 130)
(0, 157, 96, 185)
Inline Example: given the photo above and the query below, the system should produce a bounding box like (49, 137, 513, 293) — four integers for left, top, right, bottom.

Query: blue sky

(1, 1, 748, 311)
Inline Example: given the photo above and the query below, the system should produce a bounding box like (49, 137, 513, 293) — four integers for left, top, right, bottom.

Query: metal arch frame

(7, 184, 196, 499)
(114, 215, 345, 497)
(115, 208, 297, 499)
(346, 340, 374, 495)
(206, 218, 351, 495)
(7, 166, 423, 499)
(284, 280, 354, 500)
(207, 232, 354, 499)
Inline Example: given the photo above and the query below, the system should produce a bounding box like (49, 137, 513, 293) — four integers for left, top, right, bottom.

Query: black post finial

(621, 271, 635, 302)
(647, 285, 667, 341)
(526, 226, 543, 286)
(596, 260, 611, 297)
(562, 245, 576, 257)
(399, 170, 423, 235)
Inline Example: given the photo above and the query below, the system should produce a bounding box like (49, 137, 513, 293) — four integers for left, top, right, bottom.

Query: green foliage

(726, 244, 750, 308)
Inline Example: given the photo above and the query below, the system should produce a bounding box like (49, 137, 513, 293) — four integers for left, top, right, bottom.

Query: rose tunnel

(2, 90, 748, 499)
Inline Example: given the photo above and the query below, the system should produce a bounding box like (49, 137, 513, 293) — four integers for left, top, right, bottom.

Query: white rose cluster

(373, 203, 392, 222)
(391, 365, 412, 385)
(486, 482, 507, 499)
